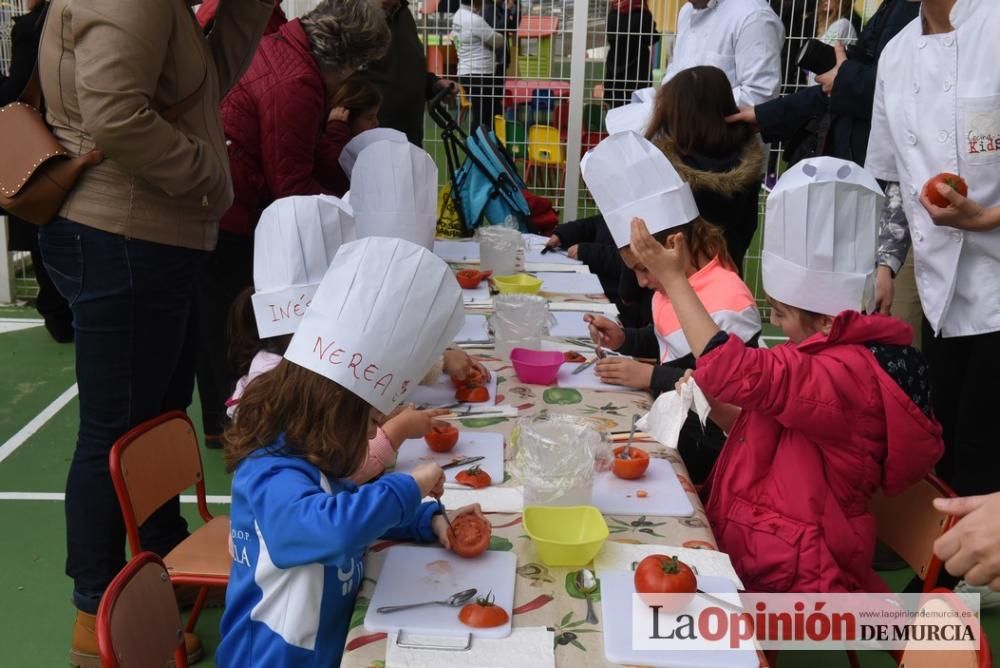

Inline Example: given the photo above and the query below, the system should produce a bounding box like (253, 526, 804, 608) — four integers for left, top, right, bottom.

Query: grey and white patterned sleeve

(877, 182, 911, 275)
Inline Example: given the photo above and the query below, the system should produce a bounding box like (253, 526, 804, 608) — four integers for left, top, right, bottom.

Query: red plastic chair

(97, 552, 188, 668)
(109, 411, 230, 633)
(896, 588, 993, 668)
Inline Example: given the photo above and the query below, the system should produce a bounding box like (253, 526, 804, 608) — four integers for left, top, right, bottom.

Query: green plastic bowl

(523, 505, 609, 567)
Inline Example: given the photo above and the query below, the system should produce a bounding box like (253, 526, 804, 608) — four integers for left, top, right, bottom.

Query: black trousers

(921, 321, 1000, 497)
(194, 231, 254, 437)
(458, 74, 504, 134)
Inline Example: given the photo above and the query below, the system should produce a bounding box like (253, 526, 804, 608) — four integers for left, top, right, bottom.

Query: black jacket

(654, 134, 766, 270)
(364, 1, 439, 147)
(604, 6, 659, 108)
(2, 3, 47, 252)
(755, 0, 919, 164)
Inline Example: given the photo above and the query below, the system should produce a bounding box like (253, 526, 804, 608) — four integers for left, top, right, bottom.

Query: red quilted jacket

(217, 19, 352, 236)
(694, 311, 943, 593)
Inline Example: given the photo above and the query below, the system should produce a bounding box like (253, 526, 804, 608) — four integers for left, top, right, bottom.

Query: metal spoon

(623, 414, 639, 458)
(376, 588, 478, 614)
(575, 568, 599, 625)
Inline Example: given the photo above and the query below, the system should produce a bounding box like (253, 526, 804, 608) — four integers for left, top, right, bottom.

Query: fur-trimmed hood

(653, 134, 765, 197)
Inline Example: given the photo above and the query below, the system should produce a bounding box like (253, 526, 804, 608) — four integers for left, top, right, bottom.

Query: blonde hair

(301, 0, 391, 72)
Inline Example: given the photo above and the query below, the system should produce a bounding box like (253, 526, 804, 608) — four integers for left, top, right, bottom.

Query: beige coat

(39, 0, 273, 250)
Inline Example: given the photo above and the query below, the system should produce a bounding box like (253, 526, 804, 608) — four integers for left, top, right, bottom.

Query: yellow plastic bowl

(523, 505, 609, 567)
(493, 273, 543, 294)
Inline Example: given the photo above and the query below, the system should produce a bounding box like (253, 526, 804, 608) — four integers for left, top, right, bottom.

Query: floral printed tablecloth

(341, 350, 733, 668)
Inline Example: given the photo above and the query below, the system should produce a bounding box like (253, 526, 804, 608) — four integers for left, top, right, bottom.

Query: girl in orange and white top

(581, 132, 761, 481)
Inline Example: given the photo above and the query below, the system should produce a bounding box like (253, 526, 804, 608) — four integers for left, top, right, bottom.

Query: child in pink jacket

(628, 158, 944, 593)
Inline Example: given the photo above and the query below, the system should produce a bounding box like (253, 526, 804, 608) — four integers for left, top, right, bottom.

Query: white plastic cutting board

(434, 240, 480, 263)
(591, 459, 694, 517)
(455, 314, 490, 344)
(557, 363, 630, 391)
(365, 545, 517, 639)
(600, 572, 757, 668)
(536, 272, 603, 295)
(548, 311, 598, 339)
(394, 432, 504, 487)
(462, 285, 491, 304)
(408, 372, 498, 408)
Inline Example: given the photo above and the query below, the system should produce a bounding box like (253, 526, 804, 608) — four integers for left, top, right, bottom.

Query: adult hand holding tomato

(920, 175, 1000, 232)
(634, 554, 697, 611)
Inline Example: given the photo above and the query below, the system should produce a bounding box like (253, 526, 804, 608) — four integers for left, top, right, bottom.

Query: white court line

(0, 317, 45, 323)
(0, 492, 232, 504)
(0, 384, 79, 465)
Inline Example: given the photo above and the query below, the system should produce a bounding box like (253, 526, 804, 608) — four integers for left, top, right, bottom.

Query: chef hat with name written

(338, 127, 409, 179)
(284, 237, 465, 414)
(604, 101, 653, 136)
(581, 131, 699, 248)
(763, 157, 883, 317)
(251, 195, 356, 338)
(351, 140, 438, 250)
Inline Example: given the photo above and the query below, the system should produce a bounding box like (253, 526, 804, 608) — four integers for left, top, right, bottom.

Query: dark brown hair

(328, 75, 383, 118)
(652, 217, 735, 272)
(223, 359, 372, 476)
(645, 66, 753, 156)
(228, 287, 294, 379)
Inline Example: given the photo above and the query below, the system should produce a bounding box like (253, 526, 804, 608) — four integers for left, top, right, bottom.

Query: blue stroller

(428, 87, 531, 233)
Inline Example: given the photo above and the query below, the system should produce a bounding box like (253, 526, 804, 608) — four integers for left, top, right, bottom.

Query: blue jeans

(39, 218, 205, 613)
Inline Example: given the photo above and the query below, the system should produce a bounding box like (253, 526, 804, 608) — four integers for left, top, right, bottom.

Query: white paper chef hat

(605, 101, 653, 136)
(284, 237, 465, 414)
(581, 131, 699, 248)
(338, 127, 409, 179)
(351, 140, 438, 250)
(251, 195, 357, 338)
(763, 157, 883, 317)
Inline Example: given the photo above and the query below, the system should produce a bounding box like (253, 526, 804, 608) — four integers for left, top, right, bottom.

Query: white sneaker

(954, 581, 1000, 610)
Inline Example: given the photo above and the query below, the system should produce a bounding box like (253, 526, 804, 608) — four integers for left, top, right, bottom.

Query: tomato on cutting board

(563, 351, 587, 364)
(448, 512, 492, 558)
(924, 172, 968, 208)
(612, 445, 649, 480)
(425, 424, 459, 453)
(634, 554, 697, 610)
(451, 366, 487, 388)
(459, 592, 509, 628)
(456, 465, 492, 489)
(455, 384, 490, 403)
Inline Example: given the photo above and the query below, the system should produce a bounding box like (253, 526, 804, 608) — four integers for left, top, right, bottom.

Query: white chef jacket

(661, 0, 784, 108)
(866, 0, 1000, 338)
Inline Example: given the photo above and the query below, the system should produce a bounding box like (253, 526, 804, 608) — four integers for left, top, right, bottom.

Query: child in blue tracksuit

(216, 237, 477, 667)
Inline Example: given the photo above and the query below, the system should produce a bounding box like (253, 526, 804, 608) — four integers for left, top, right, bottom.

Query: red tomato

(634, 554, 697, 611)
(424, 425, 459, 453)
(563, 351, 587, 364)
(925, 172, 968, 208)
(456, 269, 489, 289)
(612, 445, 649, 480)
(455, 384, 490, 403)
(459, 593, 509, 628)
(450, 366, 487, 389)
(448, 513, 492, 558)
(455, 465, 492, 489)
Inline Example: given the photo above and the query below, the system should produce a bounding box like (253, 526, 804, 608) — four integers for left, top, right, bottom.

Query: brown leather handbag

(0, 23, 206, 226)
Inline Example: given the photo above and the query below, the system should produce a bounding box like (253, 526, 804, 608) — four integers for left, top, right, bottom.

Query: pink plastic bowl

(510, 348, 566, 386)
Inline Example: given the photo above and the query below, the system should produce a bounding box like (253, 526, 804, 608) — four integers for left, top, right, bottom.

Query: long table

(340, 349, 731, 667)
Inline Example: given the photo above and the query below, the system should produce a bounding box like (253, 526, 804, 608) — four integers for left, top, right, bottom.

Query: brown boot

(70, 609, 205, 667)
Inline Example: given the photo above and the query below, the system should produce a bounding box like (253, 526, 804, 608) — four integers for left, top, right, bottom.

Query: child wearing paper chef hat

(630, 156, 944, 593)
(226, 195, 462, 485)
(580, 131, 762, 482)
(217, 237, 485, 667)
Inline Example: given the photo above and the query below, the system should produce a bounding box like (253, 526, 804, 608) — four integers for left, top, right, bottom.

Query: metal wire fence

(3, 0, 885, 311)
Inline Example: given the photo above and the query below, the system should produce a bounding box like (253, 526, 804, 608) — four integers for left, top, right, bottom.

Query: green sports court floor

(0, 304, 995, 667)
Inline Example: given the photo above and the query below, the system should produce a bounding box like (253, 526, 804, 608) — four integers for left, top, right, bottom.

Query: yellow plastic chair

(493, 115, 507, 145)
(525, 124, 565, 188)
(457, 84, 471, 126)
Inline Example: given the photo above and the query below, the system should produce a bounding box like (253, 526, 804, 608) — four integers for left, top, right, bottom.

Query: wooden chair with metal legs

(109, 410, 230, 634)
(897, 589, 992, 668)
(96, 551, 188, 668)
